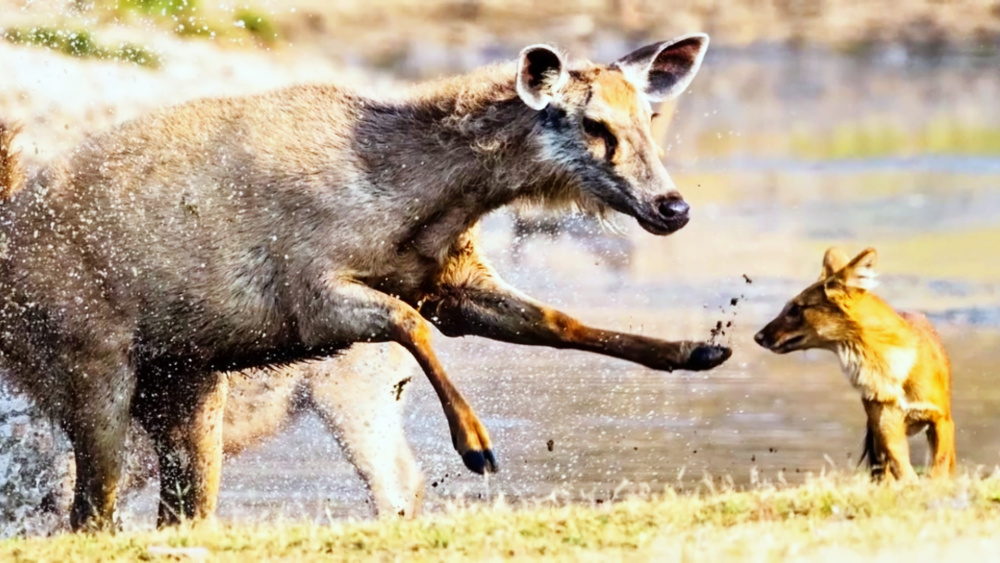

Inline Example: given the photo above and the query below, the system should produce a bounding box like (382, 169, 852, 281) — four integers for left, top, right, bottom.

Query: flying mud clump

(709, 274, 752, 345)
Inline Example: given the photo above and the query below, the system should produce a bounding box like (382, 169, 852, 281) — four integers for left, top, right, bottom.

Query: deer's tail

(0, 122, 25, 201)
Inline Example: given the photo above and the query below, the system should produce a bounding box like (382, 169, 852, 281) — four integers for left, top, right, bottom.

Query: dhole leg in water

(121, 345, 424, 520)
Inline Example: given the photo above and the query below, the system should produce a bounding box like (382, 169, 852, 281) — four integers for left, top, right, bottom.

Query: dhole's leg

(133, 372, 228, 526)
(864, 401, 916, 483)
(63, 355, 135, 532)
(222, 371, 300, 457)
(927, 416, 956, 479)
(305, 346, 424, 517)
(861, 425, 889, 481)
(298, 281, 495, 474)
(422, 271, 730, 371)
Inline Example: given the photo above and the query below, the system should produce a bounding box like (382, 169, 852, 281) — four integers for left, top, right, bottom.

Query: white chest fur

(836, 343, 916, 404)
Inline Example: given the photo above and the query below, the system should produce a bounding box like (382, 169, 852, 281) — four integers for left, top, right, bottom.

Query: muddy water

(194, 162, 1000, 524)
(121, 51, 1000, 524)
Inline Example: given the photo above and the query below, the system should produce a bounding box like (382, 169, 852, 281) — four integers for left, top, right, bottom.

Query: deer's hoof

(462, 449, 499, 475)
(684, 343, 732, 371)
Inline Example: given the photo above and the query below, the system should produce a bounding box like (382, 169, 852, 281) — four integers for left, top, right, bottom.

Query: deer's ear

(516, 44, 569, 111)
(820, 247, 850, 280)
(612, 33, 709, 102)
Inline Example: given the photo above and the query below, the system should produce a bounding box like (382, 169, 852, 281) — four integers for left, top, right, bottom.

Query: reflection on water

(129, 50, 1000, 525)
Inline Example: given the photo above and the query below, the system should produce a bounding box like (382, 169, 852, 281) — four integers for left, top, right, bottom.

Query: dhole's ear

(516, 45, 569, 111)
(612, 33, 709, 102)
(820, 247, 850, 280)
(837, 247, 879, 292)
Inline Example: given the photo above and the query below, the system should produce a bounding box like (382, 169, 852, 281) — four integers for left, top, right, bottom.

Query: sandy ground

(0, 24, 402, 167)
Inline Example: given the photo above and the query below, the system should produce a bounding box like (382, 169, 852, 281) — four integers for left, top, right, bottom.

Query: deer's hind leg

(61, 340, 136, 532)
(927, 415, 956, 479)
(132, 371, 228, 527)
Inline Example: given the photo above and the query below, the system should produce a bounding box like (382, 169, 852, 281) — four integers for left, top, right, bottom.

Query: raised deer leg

(297, 279, 495, 474)
(422, 249, 730, 371)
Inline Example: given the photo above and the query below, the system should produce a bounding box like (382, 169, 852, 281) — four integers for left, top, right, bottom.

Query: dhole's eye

(787, 304, 802, 318)
(582, 117, 618, 163)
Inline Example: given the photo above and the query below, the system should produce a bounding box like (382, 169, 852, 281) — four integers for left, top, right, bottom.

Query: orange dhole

(754, 247, 955, 482)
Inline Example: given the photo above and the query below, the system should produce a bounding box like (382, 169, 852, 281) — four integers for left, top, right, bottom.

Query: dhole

(754, 247, 954, 482)
(0, 34, 730, 530)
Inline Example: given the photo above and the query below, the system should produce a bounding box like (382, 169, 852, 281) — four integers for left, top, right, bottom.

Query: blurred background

(1, 0, 999, 526)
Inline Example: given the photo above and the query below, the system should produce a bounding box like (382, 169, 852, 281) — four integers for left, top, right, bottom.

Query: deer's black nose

(656, 194, 690, 219)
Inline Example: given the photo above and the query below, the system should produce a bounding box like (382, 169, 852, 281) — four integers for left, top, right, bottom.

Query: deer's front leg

(300, 280, 496, 474)
(421, 278, 731, 372)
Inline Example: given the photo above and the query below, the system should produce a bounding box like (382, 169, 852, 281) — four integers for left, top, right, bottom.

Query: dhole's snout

(753, 330, 769, 348)
(754, 323, 802, 354)
(753, 328, 777, 351)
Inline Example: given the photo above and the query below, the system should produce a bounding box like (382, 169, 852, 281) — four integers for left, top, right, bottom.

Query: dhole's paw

(681, 343, 732, 371)
(462, 449, 499, 474)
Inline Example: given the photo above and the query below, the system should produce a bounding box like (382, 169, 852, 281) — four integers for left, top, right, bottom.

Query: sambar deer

(0, 34, 730, 530)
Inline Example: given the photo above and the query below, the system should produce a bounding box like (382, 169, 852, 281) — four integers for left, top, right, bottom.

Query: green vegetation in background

(1, 26, 160, 68)
(234, 10, 279, 44)
(692, 116, 1000, 161)
(2, 474, 999, 561)
(115, 0, 196, 17)
(97, 0, 279, 45)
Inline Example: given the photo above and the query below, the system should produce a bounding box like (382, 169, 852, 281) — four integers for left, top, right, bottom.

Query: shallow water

(106, 47, 1000, 524)
(195, 160, 1000, 523)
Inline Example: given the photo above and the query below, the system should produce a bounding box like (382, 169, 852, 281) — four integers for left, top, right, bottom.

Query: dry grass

(3, 473, 1000, 561)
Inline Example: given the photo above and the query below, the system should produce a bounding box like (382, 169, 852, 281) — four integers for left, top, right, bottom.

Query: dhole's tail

(858, 426, 881, 476)
(0, 122, 25, 201)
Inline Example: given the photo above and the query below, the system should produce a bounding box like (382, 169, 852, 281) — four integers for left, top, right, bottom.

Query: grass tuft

(92, 0, 280, 46)
(2, 473, 1000, 560)
(114, 0, 199, 18)
(1, 26, 161, 68)
(235, 10, 279, 45)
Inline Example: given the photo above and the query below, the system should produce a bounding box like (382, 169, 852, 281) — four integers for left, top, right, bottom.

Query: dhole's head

(514, 34, 708, 235)
(754, 247, 880, 354)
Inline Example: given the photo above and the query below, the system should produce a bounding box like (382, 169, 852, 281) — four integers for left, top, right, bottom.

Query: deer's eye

(582, 117, 617, 163)
(787, 303, 803, 318)
(651, 112, 661, 121)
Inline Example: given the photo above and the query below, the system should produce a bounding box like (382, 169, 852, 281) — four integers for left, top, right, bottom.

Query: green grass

(1, 26, 160, 68)
(3, 474, 1000, 561)
(93, 0, 280, 45)
(691, 118, 1000, 161)
(234, 10, 279, 45)
(115, 0, 197, 17)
